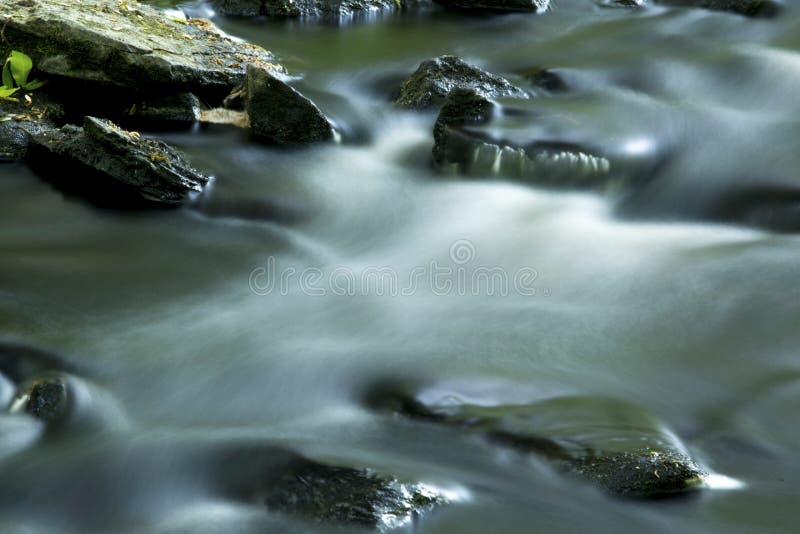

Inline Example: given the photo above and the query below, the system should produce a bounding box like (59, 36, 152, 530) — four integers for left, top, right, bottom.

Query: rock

(395, 55, 528, 110)
(366, 383, 707, 498)
(430, 89, 658, 192)
(521, 66, 568, 94)
(244, 64, 336, 145)
(128, 93, 201, 126)
(260, 461, 442, 530)
(0, 94, 64, 161)
(0, 0, 285, 96)
(212, 0, 422, 19)
(28, 116, 209, 206)
(10, 376, 69, 423)
(8, 373, 130, 432)
(658, 0, 780, 16)
(432, 88, 495, 168)
(433, 0, 550, 12)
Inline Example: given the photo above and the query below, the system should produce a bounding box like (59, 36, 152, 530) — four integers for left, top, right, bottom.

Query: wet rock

(433, 0, 550, 13)
(8, 373, 129, 432)
(367, 384, 706, 498)
(432, 88, 495, 167)
(0, 0, 285, 96)
(395, 55, 528, 110)
(10, 376, 69, 423)
(245, 64, 336, 145)
(261, 460, 442, 530)
(0, 94, 64, 161)
(212, 0, 418, 18)
(658, 0, 781, 16)
(128, 93, 201, 127)
(28, 116, 209, 206)
(430, 90, 655, 192)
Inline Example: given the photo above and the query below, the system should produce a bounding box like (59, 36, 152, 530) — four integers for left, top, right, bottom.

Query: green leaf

(20, 79, 46, 91)
(0, 86, 20, 101)
(9, 50, 33, 87)
(2, 61, 13, 89)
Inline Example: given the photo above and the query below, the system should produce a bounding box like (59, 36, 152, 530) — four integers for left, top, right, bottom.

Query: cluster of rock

(0, 341, 445, 531)
(0, 0, 337, 207)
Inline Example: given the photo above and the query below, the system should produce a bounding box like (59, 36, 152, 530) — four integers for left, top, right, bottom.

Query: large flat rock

(0, 0, 285, 93)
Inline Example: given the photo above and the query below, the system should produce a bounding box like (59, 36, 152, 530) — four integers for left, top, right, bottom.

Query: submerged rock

(432, 88, 495, 167)
(521, 66, 569, 94)
(658, 0, 780, 16)
(245, 64, 336, 145)
(431, 90, 657, 191)
(395, 55, 528, 110)
(367, 383, 706, 498)
(433, 0, 550, 12)
(0, 0, 284, 95)
(211, 0, 419, 18)
(28, 117, 209, 206)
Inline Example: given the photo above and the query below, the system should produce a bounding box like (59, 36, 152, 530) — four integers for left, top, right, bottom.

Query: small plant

(1, 50, 46, 102)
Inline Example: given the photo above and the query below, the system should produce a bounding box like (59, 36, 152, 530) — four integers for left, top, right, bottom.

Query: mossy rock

(395, 55, 528, 110)
(28, 116, 209, 206)
(0, 0, 285, 95)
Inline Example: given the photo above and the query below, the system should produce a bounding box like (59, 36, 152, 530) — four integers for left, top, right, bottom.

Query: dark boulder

(433, 0, 550, 13)
(28, 116, 209, 207)
(245, 64, 336, 145)
(395, 55, 528, 110)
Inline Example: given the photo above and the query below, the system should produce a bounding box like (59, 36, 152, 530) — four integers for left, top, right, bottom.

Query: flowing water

(2, 1, 800, 532)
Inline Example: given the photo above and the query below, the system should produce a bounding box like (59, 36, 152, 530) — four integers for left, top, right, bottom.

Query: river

(1, 1, 799, 532)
